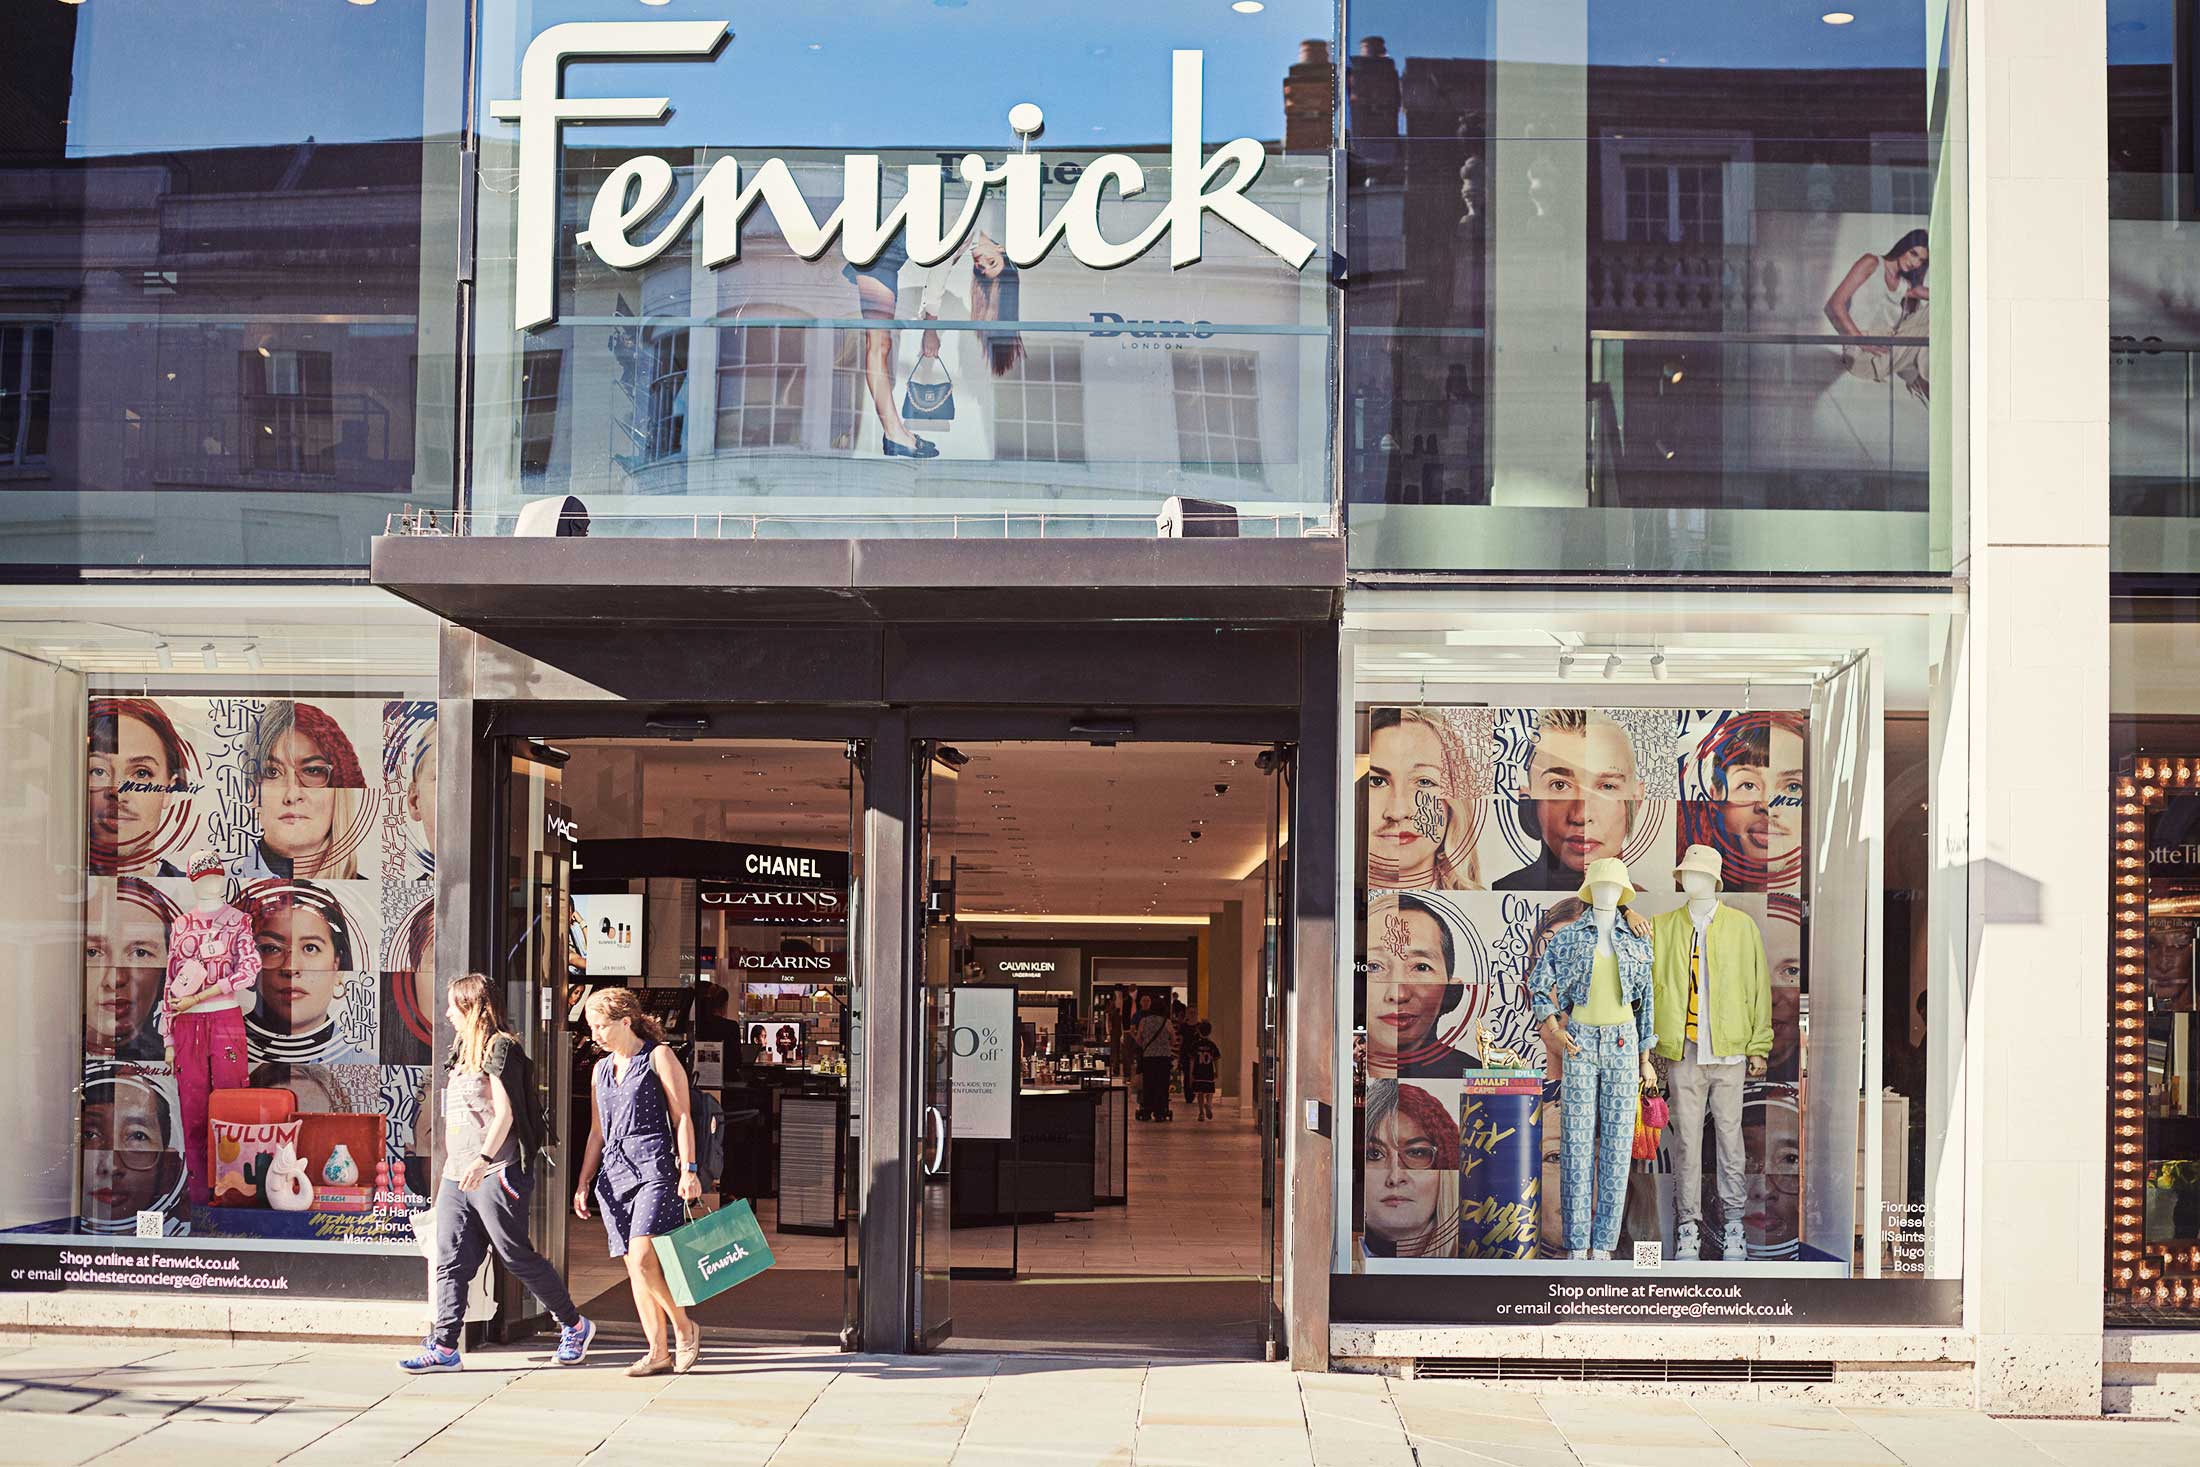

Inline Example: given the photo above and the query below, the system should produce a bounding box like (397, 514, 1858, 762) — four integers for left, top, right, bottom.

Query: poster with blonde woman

(851, 210, 1027, 462)
(1364, 706, 1491, 890)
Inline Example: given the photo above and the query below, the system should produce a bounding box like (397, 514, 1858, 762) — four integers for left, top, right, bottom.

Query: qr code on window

(1633, 1241, 1663, 1270)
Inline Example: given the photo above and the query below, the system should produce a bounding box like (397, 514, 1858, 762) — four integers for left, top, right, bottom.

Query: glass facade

(1342, 2, 1966, 574)
(466, 0, 1334, 538)
(2109, 0, 2200, 573)
(0, 1, 454, 570)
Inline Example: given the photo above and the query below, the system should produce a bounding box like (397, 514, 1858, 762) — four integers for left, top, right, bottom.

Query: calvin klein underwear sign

(975, 945, 1081, 988)
(490, 22, 1321, 330)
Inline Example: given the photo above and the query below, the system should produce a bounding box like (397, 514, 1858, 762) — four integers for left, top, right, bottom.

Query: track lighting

(154, 641, 173, 671)
(200, 643, 219, 672)
(1602, 653, 1622, 680)
(1650, 651, 1668, 681)
(244, 643, 263, 672)
(1556, 652, 1574, 680)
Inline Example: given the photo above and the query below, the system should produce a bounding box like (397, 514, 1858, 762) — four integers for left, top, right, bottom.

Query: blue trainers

(554, 1316, 595, 1366)
(399, 1338, 462, 1373)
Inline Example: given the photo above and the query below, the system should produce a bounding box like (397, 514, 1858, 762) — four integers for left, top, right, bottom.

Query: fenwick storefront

(6, 0, 1985, 1392)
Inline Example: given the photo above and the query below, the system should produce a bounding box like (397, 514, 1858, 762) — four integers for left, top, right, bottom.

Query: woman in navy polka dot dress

(573, 988, 703, 1375)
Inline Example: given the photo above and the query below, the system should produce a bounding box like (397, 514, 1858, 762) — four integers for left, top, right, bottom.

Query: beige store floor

(0, 1340, 2189, 1467)
(564, 1096, 1270, 1352)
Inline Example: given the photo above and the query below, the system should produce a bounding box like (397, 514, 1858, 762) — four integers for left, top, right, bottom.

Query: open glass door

(493, 737, 574, 1342)
(911, 742, 957, 1347)
(1258, 742, 1294, 1360)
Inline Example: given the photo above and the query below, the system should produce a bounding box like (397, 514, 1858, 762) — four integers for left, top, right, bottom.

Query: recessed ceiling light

(1231, 0, 1264, 11)
(1821, 11, 1855, 23)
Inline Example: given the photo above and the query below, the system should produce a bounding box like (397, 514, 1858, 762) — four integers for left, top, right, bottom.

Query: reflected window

(0, 324, 53, 469)
(1174, 350, 1263, 479)
(641, 328, 688, 464)
(1622, 162, 1724, 246)
(715, 321, 806, 451)
(240, 349, 335, 476)
(1341, 2, 1960, 573)
(996, 343, 1085, 465)
(519, 349, 563, 475)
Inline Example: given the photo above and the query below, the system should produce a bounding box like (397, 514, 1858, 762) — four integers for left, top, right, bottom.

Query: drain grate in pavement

(1415, 1356, 1835, 1384)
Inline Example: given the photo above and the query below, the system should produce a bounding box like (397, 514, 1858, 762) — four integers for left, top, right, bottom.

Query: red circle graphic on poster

(1680, 711, 1805, 891)
(87, 697, 205, 877)
(1367, 891, 1491, 1073)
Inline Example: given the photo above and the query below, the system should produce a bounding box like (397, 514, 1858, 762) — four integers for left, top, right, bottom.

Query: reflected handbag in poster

(651, 1198, 776, 1308)
(901, 353, 955, 422)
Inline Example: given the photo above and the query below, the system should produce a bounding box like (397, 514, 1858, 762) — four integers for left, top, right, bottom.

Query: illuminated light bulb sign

(489, 22, 1321, 331)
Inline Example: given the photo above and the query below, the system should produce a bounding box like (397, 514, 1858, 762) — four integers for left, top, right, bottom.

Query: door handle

(924, 1105, 947, 1175)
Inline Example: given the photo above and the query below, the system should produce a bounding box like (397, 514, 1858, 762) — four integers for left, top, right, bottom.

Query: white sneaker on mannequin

(1674, 1221, 1701, 1261)
(1567, 1249, 1589, 1260)
(1591, 1249, 1613, 1261)
(1721, 1221, 1747, 1261)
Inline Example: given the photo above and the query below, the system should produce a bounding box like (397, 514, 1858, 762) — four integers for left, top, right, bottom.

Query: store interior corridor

(535, 736, 1281, 1358)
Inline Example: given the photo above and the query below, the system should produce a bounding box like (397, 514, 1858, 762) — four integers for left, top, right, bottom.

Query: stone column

(1964, 0, 2110, 1414)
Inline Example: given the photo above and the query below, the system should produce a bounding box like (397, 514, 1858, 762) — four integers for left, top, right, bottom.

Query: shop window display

(2110, 758, 2200, 1319)
(1355, 703, 1812, 1273)
(16, 695, 439, 1253)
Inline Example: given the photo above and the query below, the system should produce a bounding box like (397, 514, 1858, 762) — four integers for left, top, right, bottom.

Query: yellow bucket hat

(1575, 855, 1636, 906)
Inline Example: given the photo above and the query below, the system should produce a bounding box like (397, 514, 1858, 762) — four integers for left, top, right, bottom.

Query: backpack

(690, 1086, 726, 1189)
(488, 1036, 550, 1176)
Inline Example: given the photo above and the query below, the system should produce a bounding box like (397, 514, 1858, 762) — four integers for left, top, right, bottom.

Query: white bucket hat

(1673, 843, 1724, 890)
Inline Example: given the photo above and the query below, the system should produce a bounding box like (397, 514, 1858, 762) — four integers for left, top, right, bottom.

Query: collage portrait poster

(1355, 706, 1809, 1268)
(75, 695, 437, 1240)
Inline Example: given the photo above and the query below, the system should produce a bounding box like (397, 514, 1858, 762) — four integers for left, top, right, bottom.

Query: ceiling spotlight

(1231, 0, 1265, 11)
(1556, 652, 1574, 680)
(1821, 10, 1855, 23)
(200, 643, 219, 672)
(1603, 653, 1621, 680)
(154, 641, 173, 671)
(1650, 651, 1668, 682)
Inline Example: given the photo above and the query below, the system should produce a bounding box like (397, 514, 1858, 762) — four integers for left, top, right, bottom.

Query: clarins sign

(490, 22, 1320, 331)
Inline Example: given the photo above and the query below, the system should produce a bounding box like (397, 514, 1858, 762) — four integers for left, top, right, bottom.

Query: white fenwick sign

(489, 21, 1320, 331)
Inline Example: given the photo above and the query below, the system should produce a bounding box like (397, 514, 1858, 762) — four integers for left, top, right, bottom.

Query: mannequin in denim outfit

(1527, 856, 1657, 1259)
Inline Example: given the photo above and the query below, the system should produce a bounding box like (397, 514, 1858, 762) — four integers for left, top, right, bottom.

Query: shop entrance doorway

(465, 712, 1310, 1362)
(491, 736, 862, 1349)
(911, 740, 1292, 1359)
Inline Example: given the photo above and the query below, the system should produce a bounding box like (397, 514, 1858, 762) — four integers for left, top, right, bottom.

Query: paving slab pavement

(0, 1339, 2197, 1465)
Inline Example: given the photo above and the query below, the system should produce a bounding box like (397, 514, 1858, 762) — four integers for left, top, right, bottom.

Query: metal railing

(384, 508, 1338, 540)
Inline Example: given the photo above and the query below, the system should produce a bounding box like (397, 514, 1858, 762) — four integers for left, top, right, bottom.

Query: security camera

(1214, 783, 1229, 796)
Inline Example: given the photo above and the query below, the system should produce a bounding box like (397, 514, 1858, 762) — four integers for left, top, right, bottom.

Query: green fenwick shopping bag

(651, 1199, 776, 1308)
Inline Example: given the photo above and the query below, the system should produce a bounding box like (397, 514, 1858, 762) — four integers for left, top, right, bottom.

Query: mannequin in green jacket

(1651, 844, 1771, 1262)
